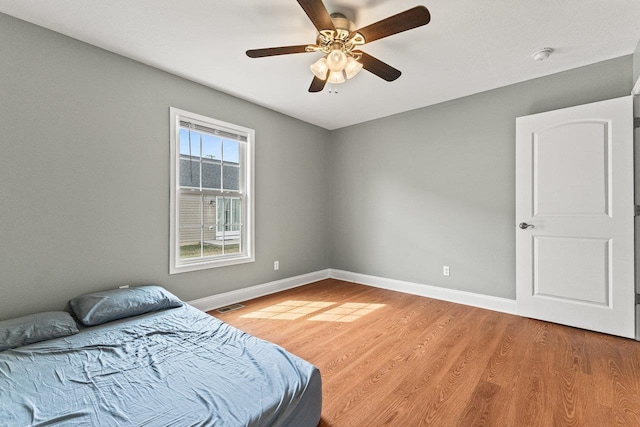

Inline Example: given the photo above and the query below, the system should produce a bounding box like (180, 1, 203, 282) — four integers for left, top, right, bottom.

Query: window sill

(170, 254, 255, 275)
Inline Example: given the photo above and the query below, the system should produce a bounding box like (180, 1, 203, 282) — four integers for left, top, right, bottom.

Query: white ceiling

(1, 0, 639, 130)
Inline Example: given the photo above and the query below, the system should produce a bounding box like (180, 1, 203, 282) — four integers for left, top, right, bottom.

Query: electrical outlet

(443, 266, 450, 276)
(274, 261, 279, 271)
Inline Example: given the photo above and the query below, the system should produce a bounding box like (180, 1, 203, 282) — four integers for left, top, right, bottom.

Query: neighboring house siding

(178, 193, 218, 245)
(179, 155, 239, 191)
(178, 155, 240, 245)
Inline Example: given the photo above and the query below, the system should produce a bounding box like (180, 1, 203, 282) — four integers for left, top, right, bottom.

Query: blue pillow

(69, 285, 183, 326)
(0, 311, 79, 352)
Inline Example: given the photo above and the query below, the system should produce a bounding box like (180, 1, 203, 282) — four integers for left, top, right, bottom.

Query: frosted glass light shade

(326, 49, 348, 72)
(344, 57, 363, 79)
(310, 57, 328, 80)
(327, 70, 345, 84)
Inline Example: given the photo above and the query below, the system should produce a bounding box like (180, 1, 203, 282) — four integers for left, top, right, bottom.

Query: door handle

(519, 222, 534, 229)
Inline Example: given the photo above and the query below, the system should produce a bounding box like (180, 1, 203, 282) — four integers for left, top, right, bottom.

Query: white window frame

(169, 107, 255, 274)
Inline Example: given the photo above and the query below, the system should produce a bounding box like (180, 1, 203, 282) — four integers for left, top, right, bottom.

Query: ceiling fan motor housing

(330, 12, 355, 31)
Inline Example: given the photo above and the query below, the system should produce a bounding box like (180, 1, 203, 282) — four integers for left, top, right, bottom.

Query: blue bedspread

(0, 305, 321, 426)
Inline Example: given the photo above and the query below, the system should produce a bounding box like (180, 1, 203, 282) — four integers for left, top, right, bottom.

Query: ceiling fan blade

(355, 51, 401, 82)
(297, 0, 335, 32)
(246, 45, 310, 58)
(354, 6, 430, 44)
(309, 76, 327, 92)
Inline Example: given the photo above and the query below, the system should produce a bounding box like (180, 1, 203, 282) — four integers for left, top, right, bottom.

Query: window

(169, 107, 254, 274)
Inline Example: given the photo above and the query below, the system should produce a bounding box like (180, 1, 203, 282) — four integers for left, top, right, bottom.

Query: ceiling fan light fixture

(310, 57, 329, 80)
(326, 49, 348, 72)
(344, 56, 363, 79)
(327, 70, 346, 84)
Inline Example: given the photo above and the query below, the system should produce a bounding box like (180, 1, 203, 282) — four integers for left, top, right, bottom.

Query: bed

(0, 287, 322, 426)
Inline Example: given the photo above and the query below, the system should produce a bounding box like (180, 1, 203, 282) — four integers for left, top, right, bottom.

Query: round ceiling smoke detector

(532, 47, 553, 61)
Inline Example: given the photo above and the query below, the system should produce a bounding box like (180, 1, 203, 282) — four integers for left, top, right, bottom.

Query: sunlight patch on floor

(307, 303, 386, 323)
(240, 300, 335, 320)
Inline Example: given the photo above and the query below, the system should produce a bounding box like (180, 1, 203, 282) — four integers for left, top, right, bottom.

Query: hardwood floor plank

(412, 310, 508, 426)
(324, 300, 468, 423)
(482, 317, 528, 387)
(456, 380, 504, 427)
(355, 304, 476, 425)
(340, 312, 474, 424)
(600, 339, 640, 424)
(212, 279, 640, 426)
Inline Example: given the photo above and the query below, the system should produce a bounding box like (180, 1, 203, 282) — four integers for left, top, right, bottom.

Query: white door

(516, 96, 635, 338)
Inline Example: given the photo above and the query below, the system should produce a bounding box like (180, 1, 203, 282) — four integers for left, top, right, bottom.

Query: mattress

(0, 304, 321, 426)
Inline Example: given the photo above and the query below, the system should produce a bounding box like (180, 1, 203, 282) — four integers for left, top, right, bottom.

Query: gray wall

(0, 13, 330, 320)
(329, 56, 633, 299)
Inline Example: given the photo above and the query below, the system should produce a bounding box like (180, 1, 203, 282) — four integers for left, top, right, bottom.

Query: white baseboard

(329, 269, 517, 315)
(188, 268, 517, 316)
(188, 269, 331, 312)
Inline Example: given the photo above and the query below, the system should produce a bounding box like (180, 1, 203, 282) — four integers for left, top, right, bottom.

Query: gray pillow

(69, 285, 183, 326)
(0, 311, 79, 351)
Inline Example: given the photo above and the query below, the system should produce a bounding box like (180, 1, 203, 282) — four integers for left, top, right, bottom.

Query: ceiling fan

(246, 0, 431, 93)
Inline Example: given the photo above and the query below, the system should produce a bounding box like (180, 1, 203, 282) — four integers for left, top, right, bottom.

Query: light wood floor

(212, 279, 640, 426)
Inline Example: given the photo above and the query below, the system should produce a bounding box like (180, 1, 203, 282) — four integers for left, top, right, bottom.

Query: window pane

(222, 139, 239, 163)
(203, 196, 216, 242)
(231, 198, 241, 233)
(179, 192, 202, 259)
(179, 128, 201, 188)
(179, 129, 201, 156)
(202, 196, 221, 257)
(203, 243, 222, 257)
(222, 197, 241, 255)
(223, 164, 239, 191)
(223, 241, 241, 255)
(202, 134, 222, 161)
(202, 135, 222, 190)
(215, 196, 224, 236)
(222, 139, 240, 191)
(215, 196, 242, 245)
(201, 160, 221, 190)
